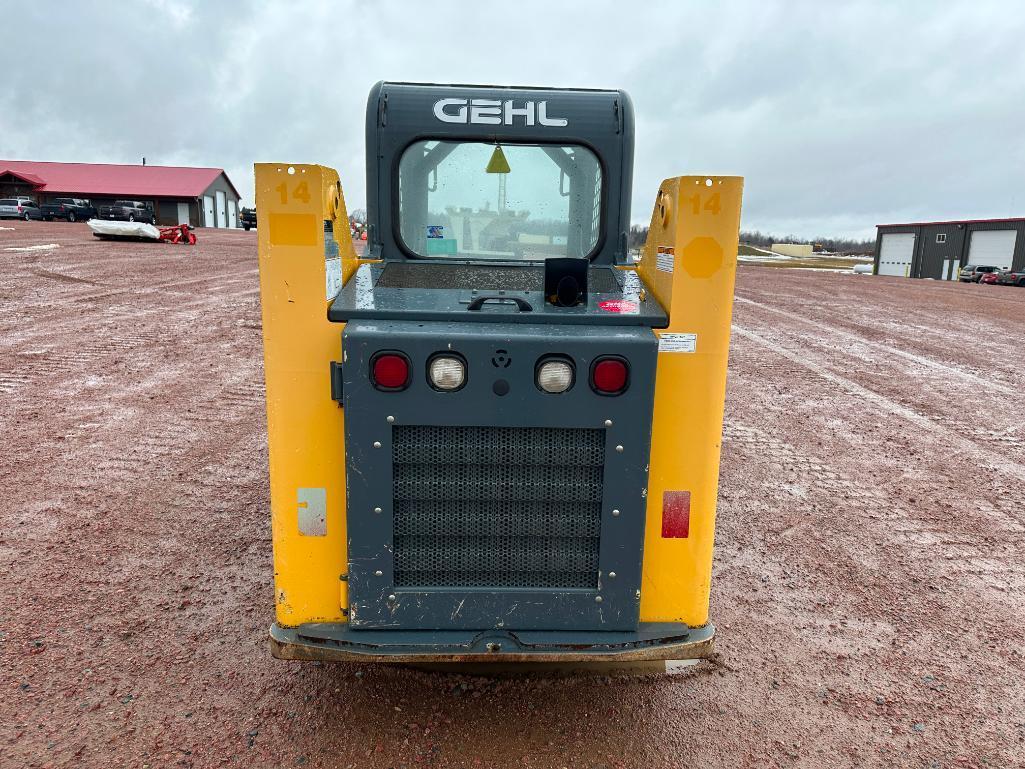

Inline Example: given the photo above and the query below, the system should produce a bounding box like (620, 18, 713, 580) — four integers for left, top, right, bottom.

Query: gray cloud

(3, 1, 1022, 238)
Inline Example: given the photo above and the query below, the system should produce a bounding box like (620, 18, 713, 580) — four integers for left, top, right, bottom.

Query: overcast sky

(3, 1, 1023, 239)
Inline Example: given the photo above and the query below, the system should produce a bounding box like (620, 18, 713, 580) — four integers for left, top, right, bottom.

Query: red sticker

(598, 299, 639, 314)
(662, 491, 691, 538)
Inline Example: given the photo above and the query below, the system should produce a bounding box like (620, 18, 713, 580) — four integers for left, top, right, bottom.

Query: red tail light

(591, 357, 629, 395)
(371, 352, 410, 390)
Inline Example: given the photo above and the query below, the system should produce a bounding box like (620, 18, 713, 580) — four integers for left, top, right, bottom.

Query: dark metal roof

(877, 217, 1025, 228)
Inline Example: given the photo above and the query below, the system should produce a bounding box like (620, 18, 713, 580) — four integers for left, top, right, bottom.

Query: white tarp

(88, 220, 161, 240)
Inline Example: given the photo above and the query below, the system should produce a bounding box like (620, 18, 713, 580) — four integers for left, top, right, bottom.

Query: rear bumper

(270, 621, 714, 663)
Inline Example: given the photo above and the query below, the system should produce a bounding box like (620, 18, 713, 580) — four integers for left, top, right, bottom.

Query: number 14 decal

(276, 181, 311, 204)
(685, 192, 721, 215)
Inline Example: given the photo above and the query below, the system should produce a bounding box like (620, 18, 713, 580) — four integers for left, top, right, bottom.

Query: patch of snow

(4, 243, 61, 252)
(738, 253, 795, 262)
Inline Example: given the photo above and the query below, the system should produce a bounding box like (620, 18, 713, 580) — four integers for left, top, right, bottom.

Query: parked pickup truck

(40, 198, 98, 223)
(98, 200, 155, 224)
(240, 207, 257, 230)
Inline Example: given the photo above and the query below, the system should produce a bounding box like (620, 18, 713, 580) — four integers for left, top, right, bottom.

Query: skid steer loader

(257, 82, 742, 662)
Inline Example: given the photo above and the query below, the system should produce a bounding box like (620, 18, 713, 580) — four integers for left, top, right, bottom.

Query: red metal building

(0, 160, 242, 228)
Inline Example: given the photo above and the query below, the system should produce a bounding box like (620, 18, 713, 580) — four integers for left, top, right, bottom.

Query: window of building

(936, 233, 947, 244)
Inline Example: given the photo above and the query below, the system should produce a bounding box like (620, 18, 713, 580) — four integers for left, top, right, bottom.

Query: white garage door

(176, 202, 190, 225)
(878, 232, 915, 276)
(215, 190, 226, 228)
(967, 230, 1016, 269)
(203, 196, 214, 227)
(228, 199, 237, 228)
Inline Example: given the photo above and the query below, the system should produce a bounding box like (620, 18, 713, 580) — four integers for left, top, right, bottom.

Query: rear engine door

(341, 321, 657, 632)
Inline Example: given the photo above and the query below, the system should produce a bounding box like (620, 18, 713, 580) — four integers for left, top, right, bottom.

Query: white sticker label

(325, 257, 342, 300)
(656, 246, 674, 273)
(658, 333, 697, 353)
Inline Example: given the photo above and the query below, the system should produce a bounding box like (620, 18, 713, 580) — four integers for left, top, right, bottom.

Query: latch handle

(330, 361, 344, 405)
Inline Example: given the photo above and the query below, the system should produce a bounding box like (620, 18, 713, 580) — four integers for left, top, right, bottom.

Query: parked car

(240, 207, 257, 230)
(959, 265, 1000, 283)
(98, 200, 155, 224)
(996, 267, 1025, 287)
(0, 198, 43, 220)
(979, 271, 1001, 285)
(40, 197, 98, 222)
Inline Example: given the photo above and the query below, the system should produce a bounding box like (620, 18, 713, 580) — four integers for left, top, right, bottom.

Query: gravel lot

(1, 222, 1022, 768)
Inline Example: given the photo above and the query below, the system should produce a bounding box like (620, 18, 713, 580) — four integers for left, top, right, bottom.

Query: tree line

(628, 225, 873, 254)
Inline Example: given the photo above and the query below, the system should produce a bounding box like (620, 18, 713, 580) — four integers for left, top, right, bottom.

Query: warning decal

(325, 257, 342, 300)
(656, 246, 674, 273)
(598, 299, 639, 314)
(658, 333, 697, 353)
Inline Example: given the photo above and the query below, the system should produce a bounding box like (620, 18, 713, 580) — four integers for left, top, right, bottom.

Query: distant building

(771, 243, 814, 257)
(0, 159, 242, 228)
(874, 217, 1025, 279)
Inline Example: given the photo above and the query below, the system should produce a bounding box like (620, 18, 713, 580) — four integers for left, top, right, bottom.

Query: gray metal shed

(874, 217, 1025, 279)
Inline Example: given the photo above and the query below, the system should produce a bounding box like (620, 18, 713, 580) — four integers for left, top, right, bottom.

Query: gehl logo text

(433, 99, 568, 127)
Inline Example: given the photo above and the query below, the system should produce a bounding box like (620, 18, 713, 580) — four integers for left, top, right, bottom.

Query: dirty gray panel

(328, 264, 667, 327)
(341, 320, 657, 632)
(297, 487, 327, 536)
(374, 262, 620, 293)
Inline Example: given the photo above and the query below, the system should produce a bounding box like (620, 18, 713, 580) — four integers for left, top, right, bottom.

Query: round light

(537, 359, 574, 393)
(591, 358, 628, 394)
(372, 353, 409, 390)
(428, 355, 466, 391)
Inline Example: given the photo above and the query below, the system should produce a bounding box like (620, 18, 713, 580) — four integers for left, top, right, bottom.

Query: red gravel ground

(1, 222, 1022, 768)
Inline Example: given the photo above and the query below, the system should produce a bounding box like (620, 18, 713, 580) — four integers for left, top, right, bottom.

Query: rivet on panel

(373, 441, 382, 449)
(374, 570, 383, 577)
(386, 415, 395, 423)
(615, 445, 624, 453)
(612, 509, 620, 517)
(604, 419, 613, 427)
(609, 571, 617, 579)
(373, 507, 382, 514)
(387, 594, 396, 602)
(595, 595, 603, 604)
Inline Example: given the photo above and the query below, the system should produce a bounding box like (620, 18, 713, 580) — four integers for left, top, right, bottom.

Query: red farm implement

(158, 224, 197, 244)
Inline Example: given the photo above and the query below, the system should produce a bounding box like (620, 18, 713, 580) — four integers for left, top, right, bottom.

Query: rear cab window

(398, 140, 603, 261)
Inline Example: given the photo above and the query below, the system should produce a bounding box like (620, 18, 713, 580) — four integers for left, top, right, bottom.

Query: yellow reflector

(485, 146, 511, 174)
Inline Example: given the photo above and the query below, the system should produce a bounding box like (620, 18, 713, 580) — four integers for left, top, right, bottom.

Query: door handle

(466, 295, 533, 312)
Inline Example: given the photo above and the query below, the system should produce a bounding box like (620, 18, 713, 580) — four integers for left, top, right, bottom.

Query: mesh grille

(392, 426, 605, 589)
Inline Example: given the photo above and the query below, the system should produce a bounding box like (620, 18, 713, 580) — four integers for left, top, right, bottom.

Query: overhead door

(203, 196, 214, 227)
(967, 230, 1016, 269)
(878, 232, 915, 276)
(228, 199, 237, 228)
(215, 190, 226, 228)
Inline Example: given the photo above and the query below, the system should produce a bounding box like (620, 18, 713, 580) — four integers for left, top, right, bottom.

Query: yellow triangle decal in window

(485, 146, 511, 174)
